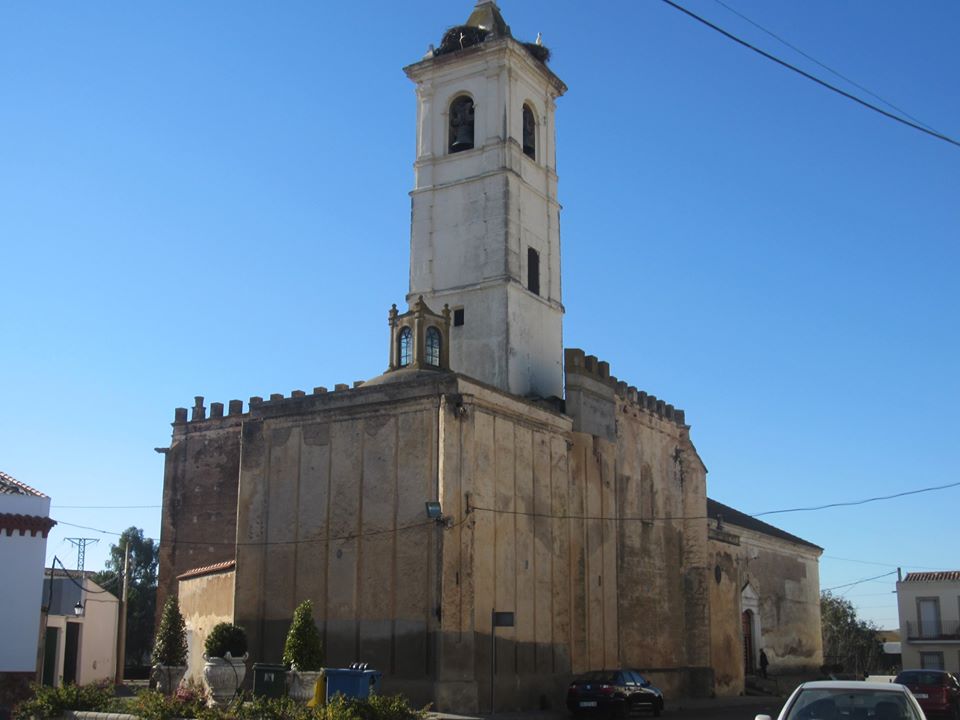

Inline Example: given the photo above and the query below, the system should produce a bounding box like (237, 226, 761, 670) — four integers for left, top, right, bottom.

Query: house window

(527, 247, 540, 296)
(522, 104, 536, 159)
(398, 327, 413, 367)
(449, 96, 474, 153)
(453, 308, 464, 326)
(918, 597, 941, 638)
(920, 651, 944, 670)
(425, 327, 441, 366)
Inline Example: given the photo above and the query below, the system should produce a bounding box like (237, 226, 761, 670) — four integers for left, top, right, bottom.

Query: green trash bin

(253, 663, 288, 698)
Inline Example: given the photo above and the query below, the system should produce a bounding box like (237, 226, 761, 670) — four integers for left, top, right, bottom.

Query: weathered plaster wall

(179, 568, 236, 682)
(435, 379, 609, 712)
(709, 523, 823, 692)
(157, 408, 242, 620)
(564, 348, 712, 698)
(232, 376, 456, 708)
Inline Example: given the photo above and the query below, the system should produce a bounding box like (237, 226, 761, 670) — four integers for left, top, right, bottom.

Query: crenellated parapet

(172, 382, 370, 428)
(564, 348, 688, 441)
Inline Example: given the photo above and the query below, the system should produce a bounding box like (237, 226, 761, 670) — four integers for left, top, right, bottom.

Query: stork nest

(523, 42, 551, 64)
(435, 25, 489, 56)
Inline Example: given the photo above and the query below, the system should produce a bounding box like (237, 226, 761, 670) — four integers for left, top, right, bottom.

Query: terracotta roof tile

(902, 571, 960, 582)
(177, 559, 236, 581)
(0, 471, 48, 498)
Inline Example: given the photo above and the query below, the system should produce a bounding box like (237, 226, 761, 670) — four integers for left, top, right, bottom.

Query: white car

(755, 680, 927, 720)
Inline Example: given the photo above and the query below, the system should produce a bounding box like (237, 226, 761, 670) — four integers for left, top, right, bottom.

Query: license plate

(579, 701, 598, 708)
(913, 693, 928, 699)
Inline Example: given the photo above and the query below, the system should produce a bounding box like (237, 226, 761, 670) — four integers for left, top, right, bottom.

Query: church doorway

(742, 610, 755, 675)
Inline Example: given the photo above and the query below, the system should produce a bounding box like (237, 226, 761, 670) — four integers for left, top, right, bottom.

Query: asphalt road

(664, 698, 786, 720)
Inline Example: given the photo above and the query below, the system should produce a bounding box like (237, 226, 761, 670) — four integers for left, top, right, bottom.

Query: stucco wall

(0, 493, 50, 673)
(43, 579, 118, 687)
(709, 524, 823, 694)
(896, 578, 960, 672)
(179, 569, 236, 681)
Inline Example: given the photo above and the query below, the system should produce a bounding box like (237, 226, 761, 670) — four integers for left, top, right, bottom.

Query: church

(156, 1, 823, 711)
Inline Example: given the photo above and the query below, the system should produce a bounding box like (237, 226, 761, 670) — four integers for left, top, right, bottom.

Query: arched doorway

(741, 582, 761, 677)
(742, 609, 755, 675)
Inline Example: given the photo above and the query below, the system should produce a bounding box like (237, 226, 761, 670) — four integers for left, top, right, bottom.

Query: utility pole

(114, 542, 130, 685)
(66, 538, 98, 615)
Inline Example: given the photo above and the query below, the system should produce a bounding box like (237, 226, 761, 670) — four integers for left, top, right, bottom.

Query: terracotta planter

(152, 664, 187, 695)
(202, 653, 248, 706)
(287, 669, 324, 703)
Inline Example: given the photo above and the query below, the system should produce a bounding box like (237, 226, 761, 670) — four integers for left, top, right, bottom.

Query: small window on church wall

(522, 104, 536, 160)
(398, 327, 413, 367)
(449, 96, 475, 153)
(453, 308, 464, 326)
(527, 247, 540, 296)
(425, 327, 441, 366)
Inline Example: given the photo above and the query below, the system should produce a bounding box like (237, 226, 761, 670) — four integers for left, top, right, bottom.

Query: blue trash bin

(323, 667, 382, 701)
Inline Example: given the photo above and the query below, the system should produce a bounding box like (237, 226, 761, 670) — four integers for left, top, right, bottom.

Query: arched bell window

(425, 326, 441, 367)
(522, 104, 536, 160)
(398, 327, 413, 367)
(449, 95, 475, 153)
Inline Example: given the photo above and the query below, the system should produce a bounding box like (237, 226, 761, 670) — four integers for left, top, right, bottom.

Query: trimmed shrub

(12, 681, 115, 720)
(204, 622, 247, 659)
(152, 597, 188, 666)
(282, 600, 324, 671)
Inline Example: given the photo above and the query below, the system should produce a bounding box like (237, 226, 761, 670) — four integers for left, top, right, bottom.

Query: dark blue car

(566, 669, 664, 718)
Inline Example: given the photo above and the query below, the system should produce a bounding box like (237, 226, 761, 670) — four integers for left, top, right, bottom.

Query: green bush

(282, 600, 324, 671)
(204, 622, 247, 659)
(12, 681, 115, 720)
(152, 597, 188, 666)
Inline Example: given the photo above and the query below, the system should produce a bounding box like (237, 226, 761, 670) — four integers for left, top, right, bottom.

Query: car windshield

(895, 671, 944, 686)
(575, 671, 618, 685)
(784, 688, 921, 720)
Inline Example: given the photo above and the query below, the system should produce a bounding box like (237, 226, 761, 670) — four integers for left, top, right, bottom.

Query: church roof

(707, 497, 822, 551)
(902, 571, 960, 582)
(0, 471, 47, 497)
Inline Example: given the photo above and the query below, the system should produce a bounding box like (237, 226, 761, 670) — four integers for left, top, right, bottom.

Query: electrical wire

(752, 481, 960, 517)
(658, 0, 960, 148)
(822, 570, 897, 592)
(711, 0, 939, 133)
(50, 556, 116, 594)
(55, 518, 449, 548)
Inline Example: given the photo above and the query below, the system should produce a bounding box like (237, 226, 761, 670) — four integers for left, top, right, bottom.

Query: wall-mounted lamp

(425, 501, 452, 527)
(73, 601, 84, 617)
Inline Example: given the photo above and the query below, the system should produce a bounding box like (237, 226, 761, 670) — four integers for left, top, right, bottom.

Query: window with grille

(398, 327, 413, 367)
(425, 327, 441, 366)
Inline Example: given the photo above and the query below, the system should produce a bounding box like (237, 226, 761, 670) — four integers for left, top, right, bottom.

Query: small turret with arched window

(386, 296, 451, 372)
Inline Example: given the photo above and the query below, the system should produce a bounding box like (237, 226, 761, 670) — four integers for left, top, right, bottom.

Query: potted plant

(202, 622, 248, 706)
(151, 597, 189, 695)
(283, 599, 325, 702)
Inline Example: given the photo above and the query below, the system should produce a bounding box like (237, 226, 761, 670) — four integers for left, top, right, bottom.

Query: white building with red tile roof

(0, 471, 56, 684)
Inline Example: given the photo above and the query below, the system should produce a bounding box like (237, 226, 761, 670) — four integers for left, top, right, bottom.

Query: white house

(41, 571, 119, 687)
(897, 570, 960, 673)
(0, 471, 55, 687)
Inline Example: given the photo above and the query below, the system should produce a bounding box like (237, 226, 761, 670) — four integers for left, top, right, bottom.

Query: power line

(658, 0, 960, 148)
(711, 0, 938, 133)
(823, 570, 897, 592)
(55, 518, 448, 548)
(752, 480, 960, 517)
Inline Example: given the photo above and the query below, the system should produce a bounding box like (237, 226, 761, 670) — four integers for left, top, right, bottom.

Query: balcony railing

(906, 620, 960, 641)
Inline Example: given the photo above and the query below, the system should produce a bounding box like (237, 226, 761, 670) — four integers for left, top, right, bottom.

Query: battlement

(564, 348, 687, 428)
(173, 382, 368, 426)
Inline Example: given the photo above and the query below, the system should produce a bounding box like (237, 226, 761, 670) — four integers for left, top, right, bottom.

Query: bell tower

(404, 1, 566, 399)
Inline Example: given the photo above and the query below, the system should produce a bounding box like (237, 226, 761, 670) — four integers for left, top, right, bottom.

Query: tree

(92, 527, 159, 669)
(820, 591, 884, 677)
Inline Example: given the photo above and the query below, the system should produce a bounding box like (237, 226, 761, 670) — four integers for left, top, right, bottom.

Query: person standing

(759, 649, 770, 678)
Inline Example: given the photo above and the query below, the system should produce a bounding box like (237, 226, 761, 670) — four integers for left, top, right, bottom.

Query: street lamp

(73, 601, 84, 617)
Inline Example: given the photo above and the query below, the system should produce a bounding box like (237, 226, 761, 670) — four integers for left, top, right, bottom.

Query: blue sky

(2, 1, 957, 631)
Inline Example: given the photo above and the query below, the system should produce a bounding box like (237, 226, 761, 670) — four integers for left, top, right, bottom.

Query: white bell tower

(404, 1, 567, 399)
